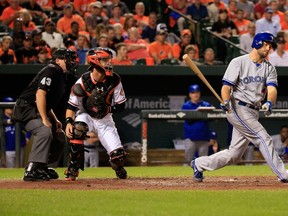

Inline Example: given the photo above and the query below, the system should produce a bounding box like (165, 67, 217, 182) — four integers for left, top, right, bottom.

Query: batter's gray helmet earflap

(87, 47, 113, 76)
(52, 48, 79, 73)
(251, 32, 276, 49)
(189, 84, 201, 93)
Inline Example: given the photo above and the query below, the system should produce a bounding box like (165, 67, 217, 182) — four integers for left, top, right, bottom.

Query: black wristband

(65, 117, 74, 125)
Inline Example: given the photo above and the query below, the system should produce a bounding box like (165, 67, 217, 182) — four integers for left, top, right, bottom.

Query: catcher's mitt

(85, 86, 110, 119)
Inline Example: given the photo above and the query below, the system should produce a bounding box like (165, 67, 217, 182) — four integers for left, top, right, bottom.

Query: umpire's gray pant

(25, 118, 65, 166)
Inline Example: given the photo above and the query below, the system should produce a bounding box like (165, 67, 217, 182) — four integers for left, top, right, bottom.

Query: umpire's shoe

(23, 163, 50, 181)
(191, 160, 204, 182)
(115, 167, 128, 179)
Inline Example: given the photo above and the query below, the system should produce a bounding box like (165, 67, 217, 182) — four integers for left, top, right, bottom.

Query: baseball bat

(183, 54, 224, 104)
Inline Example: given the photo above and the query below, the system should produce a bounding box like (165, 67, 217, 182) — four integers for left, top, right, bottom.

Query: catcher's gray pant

(195, 101, 288, 181)
(184, 139, 209, 164)
(25, 118, 65, 166)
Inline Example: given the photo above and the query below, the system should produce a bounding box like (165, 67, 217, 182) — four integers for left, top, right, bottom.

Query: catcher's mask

(86, 47, 113, 76)
(52, 48, 79, 73)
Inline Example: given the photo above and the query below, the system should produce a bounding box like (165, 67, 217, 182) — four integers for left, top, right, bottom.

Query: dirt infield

(1, 176, 288, 190)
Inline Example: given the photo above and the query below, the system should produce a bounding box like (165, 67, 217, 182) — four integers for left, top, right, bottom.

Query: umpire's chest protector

(81, 72, 121, 105)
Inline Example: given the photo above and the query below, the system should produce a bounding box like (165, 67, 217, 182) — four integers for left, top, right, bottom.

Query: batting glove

(262, 100, 272, 117)
(220, 100, 230, 112)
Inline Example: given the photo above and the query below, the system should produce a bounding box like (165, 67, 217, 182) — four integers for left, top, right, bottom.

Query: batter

(192, 32, 288, 183)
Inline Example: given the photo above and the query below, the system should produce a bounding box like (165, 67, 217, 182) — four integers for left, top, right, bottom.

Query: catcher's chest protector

(81, 72, 120, 103)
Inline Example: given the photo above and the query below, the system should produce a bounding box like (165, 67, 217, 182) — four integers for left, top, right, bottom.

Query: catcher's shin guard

(109, 148, 128, 179)
(65, 143, 85, 181)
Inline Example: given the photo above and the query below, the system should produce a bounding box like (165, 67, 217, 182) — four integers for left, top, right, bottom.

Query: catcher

(64, 47, 128, 180)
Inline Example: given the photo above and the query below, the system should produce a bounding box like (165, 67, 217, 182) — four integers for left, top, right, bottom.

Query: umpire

(11, 48, 79, 181)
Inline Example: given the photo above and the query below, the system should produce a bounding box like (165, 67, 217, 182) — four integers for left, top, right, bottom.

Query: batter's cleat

(23, 169, 50, 181)
(64, 168, 79, 181)
(44, 167, 59, 179)
(280, 179, 288, 183)
(115, 167, 128, 179)
(191, 160, 203, 182)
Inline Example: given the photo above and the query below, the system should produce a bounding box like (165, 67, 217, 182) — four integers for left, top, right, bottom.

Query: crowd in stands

(1, 0, 288, 66)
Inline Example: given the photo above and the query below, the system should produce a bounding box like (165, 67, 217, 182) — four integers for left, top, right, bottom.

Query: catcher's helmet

(52, 48, 79, 72)
(189, 84, 200, 93)
(2, 97, 14, 102)
(87, 47, 113, 76)
(251, 32, 275, 49)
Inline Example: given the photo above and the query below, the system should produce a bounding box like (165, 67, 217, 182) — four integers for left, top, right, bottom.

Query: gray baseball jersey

(223, 54, 277, 106)
(194, 54, 288, 182)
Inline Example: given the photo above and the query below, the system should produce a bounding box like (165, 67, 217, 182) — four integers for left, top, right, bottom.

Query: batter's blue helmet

(251, 32, 275, 49)
(2, 97, 14, 102)
(189, 84, 200, 93)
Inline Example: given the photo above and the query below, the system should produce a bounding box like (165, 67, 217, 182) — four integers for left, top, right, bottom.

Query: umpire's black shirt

(19, 63, 67, 111)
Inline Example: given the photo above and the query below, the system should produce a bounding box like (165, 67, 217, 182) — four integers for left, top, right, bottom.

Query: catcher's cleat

(23, 169, 50, 181)
(191, 160, 203, 182)
(64, 168, 79, 181)
(115, 167, 128, 179)
(44, 167, 59, 179)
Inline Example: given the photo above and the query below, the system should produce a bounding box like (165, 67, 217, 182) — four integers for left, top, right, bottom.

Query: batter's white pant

(195, 101, 288, 181)
(75, 112, 123, 154)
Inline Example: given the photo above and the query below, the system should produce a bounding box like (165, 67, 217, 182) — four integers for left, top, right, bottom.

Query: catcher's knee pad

(109, 148, 128, 170)
(72, 121, 89, 140)
(68, 144, 85, 171)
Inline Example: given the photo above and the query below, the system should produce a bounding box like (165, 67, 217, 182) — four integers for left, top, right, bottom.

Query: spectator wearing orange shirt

(281, 10, 288, 30)
(112, 42, 133, 65)
(149, 23, 173, 65)
(269, 0, 285, 24)
(0, 0, 22, 29)
(109, 3, 125, 26)
(172, 29, 199, 61)
(233, 9, 251, 35)
(18, 9, 37, 33)
(56, 3, 86, 36)
(0, 35, 17, 64)
(124, 26, 150, 61)
(133, 2, 149, 29)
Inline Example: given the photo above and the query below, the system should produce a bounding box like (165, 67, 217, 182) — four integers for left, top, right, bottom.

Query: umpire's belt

(238, 101, 260, 111)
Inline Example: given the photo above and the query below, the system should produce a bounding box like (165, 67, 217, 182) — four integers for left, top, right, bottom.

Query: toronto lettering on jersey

(239, 76, 265, 84)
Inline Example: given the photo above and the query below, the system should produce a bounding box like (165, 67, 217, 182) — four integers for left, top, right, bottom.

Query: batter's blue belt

(238, 100, 260, 110)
